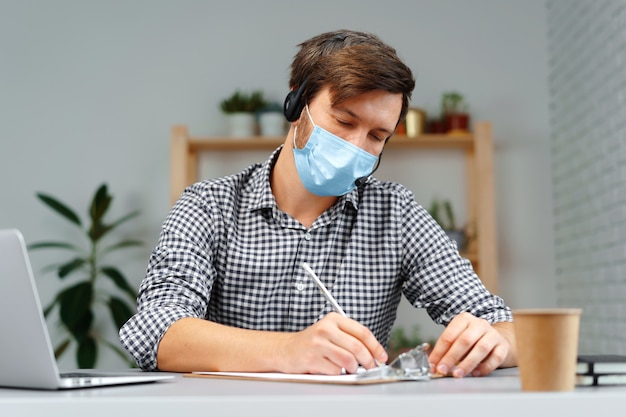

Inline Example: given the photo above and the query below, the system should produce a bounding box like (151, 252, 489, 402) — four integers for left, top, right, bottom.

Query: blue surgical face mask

(293, 105, 378, 196)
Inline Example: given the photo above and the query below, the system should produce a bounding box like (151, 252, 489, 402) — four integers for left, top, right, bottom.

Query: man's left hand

(428, 312, 517, 378)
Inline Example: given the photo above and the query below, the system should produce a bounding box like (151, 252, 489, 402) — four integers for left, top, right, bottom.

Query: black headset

(283, 78, 308, 122)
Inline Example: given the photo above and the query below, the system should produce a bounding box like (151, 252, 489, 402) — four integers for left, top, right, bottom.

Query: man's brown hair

(289, 30, 415, 122)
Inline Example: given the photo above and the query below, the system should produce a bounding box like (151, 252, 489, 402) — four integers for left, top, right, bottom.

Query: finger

(470, 341, 509, 377)
(451, 331, 497, 377)
(429, 315, 473, 375)
(293, 319, 359, 374)
(334, 318, 387, 369)
(312, 314, 384, 373)
(319, 351, 358, 375)
(305, 353, 352, 376)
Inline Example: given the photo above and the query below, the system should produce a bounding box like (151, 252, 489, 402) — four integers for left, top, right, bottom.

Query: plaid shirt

(120, 147, 512, 371)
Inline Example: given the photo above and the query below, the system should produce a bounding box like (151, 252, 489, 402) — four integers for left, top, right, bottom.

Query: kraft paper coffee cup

(513, 308, 582, 391)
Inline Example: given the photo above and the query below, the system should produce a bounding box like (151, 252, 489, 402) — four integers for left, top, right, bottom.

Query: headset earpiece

(283, 79, 308, 122)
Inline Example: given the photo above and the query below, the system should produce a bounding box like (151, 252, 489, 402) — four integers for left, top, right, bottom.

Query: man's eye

(370, 133, 385, 142)
(337, 119, 352, 127)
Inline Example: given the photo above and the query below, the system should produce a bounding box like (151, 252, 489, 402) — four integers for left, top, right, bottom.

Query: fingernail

(452, 367, 465, 378)
(472, 369, 481, 377)
(437, 364, 448, 375)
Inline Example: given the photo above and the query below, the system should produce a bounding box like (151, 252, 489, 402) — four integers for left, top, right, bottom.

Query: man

(120, 30, 517, 378)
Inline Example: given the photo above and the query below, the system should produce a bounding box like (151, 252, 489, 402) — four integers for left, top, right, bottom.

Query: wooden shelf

(182, 134, 474, 152)
(169, 123, 498, 293)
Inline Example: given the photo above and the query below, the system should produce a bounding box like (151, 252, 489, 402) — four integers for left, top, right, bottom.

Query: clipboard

(185, 343, 432, 385)
(185, 370, 426, 385)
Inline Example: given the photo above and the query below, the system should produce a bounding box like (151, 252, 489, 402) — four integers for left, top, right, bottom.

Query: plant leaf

(88, 184, 113, 242)
(89, 223, 114, 243)
(443, 200, 456, 230)
(43, 297, 59, 317)
(102, 239, 143, 255)
(69, 310, 93, 343)
(91, 210, 140, 243)
(108, 296, 134, 329)
(77, 335, 97, 369)
(90, 184, 111, 225)
(28, 241, 78, 251)
(109, 210, 140, 230)
(57, 258, 87, 279)
(36, 192, 82, 227)
(54, 338, 71, 359)
(428, 199, 442, 228)
(42, 263, 65, 275)
(100, 266, 137, 299)
(58, 282, 93, 331)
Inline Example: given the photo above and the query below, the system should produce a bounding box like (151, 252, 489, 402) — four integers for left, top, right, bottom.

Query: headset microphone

(355, 150, 384, 187)
(354, 176, 368, 187)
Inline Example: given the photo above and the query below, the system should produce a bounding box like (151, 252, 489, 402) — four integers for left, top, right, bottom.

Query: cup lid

(513, 308, 582, 315)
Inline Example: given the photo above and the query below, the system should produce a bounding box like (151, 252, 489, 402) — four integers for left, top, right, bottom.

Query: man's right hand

(278, 312, 387, 375)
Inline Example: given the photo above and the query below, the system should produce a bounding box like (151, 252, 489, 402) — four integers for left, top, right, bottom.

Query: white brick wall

(547, 0, 626, 354)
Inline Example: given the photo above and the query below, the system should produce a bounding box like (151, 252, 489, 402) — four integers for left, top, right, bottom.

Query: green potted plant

(441, 91, 470, 134)
(257, 102, 286, 137)
(387, 325, 435, 361)
(428, 197, 466, 250)
(28, 183, 143, 368)
(220, 90, 268, 137)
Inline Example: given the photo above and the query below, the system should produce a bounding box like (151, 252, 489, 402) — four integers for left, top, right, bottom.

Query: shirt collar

(246, 146, 282, 212)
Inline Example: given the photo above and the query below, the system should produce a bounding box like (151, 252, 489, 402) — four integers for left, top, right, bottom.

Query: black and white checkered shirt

(120, 147, 512, 371)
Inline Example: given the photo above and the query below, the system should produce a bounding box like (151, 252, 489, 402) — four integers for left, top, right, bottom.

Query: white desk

(0, 368, 623, 417)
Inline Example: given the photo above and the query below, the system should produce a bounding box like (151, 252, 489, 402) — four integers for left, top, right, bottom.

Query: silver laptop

(0, 228, 174, 389)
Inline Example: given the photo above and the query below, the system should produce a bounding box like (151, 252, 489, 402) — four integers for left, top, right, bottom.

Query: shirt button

(304, 232, 311, 241)
(295, 281, 305, 292)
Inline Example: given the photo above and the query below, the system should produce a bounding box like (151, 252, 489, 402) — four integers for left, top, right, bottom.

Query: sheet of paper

(186, 368, 430, 385)
(194, 371, 365, 382)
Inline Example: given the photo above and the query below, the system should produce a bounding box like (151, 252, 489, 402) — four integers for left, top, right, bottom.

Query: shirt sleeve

(119, 186, 219, 371)
(399, 199, 513, 326)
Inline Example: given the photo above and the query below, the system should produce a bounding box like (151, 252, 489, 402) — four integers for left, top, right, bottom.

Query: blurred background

(2, 0, 624, 369)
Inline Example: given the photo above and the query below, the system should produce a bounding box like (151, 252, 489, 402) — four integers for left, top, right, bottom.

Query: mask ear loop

(293, 104, 315, 150)
(293, 126, 299, 149)
(304, 104, 315, 124)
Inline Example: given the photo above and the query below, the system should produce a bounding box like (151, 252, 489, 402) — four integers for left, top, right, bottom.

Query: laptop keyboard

(61, 372, 110, 378)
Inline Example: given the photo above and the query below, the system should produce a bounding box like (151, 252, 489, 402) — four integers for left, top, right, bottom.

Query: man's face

(295, 87, 402, 157)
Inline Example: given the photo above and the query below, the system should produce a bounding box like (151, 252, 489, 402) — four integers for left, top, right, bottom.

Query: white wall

(0, 0, 554, 368)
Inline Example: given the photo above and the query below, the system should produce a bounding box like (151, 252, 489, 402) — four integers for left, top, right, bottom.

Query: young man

(120, 30, 517, 378)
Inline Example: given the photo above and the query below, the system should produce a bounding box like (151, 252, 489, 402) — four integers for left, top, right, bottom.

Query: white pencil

(300, 261, 347, 316)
